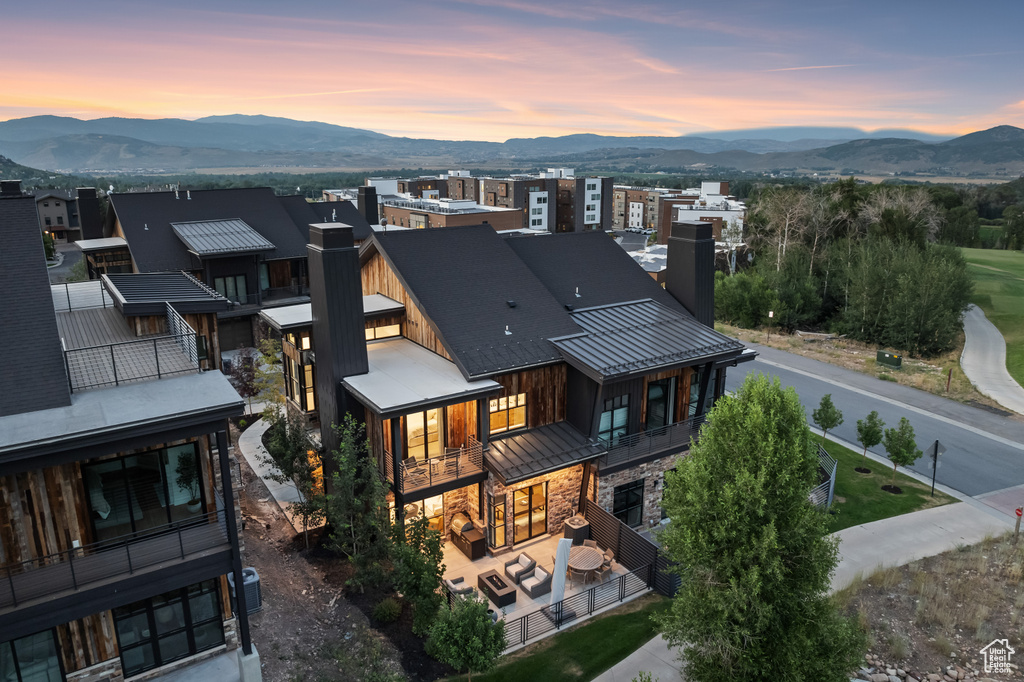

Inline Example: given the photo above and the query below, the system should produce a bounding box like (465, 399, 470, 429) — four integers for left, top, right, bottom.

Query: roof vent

(144, 223, 148, 231)
(186, 190, 191, 200)
(506, 300, 517, 308)
(565, 304, 574, 311)
(175, 189, 179, 200)
(504, 325, 512, 336)
(575, 287, 581, 298)
(332, 209, 337, 222)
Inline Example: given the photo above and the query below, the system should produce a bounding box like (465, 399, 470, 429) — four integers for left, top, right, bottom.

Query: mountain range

(0, 114, 1020, 177)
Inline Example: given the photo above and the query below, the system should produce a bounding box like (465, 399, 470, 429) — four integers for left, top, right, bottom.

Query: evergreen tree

(658, 374, 864, 681)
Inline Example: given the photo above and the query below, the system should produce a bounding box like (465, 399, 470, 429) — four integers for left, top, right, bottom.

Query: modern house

(0, 182, 103, 244)
(0, 193, 259, 682)
(276, 219, 751, 556)
(103, 187, 369, 351)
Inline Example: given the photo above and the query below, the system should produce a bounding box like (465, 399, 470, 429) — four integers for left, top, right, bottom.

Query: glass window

(365, 324, 400, 341)
(213, 275, 247, 304)
(646, 377, 676, 430)
(303, 365, 316, 412)
(0, 630, 62, 682)
(259, 263, 270, 292)
(113, 580, 223, 677)
(598, 395, 629, 446)
(406, 409, 441, 461)
(487, 494, 506, 548)
(613, 479, 644, 527)
(489, 393, 526, 434)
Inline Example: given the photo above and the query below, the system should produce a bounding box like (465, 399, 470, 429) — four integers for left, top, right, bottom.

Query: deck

(55, 307, 198, 391)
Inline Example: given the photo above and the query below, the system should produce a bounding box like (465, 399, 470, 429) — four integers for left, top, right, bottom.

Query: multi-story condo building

(0, 188, 257, 682)
(101, 187, 369, 352)
(0, 182, 103, 244)
(611, 181, 746, 244)
(267, 219, 752, 556)
(379, 197, 523, 232)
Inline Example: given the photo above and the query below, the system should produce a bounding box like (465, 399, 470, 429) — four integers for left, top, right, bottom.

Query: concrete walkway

(961, 304, 1024, 415)
(235, 415, 305, 533)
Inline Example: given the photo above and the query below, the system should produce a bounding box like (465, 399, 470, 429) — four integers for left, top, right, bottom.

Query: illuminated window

(365, 324, 401, 341)
(489, 392, 526, 434)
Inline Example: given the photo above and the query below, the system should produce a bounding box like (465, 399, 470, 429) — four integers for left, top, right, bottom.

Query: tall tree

(392, 515, 445, 635)
(811, 393, 844, 441)
(882, 416, 923, 490)
(258, 406, 324, 548)
(658, 374, 864, 681)
(226, 346, 259, 415)
(323, 415, 393, 591)
(855, 411, 885, 470)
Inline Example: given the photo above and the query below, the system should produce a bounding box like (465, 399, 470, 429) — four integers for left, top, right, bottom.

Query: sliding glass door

(512, 482, 546, 544)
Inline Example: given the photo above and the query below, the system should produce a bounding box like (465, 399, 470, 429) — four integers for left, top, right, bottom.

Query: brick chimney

(307, 223, 368, 454)
(357, 186, 379, 226)
(666, 221, 715, 327)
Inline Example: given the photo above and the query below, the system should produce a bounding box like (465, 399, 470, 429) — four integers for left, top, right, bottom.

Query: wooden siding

(445, 401, 478, 449)
(364, 314, 404, 331)
(640, 366, 690, 426)
(56, 612, 118, 674)
(491, 365, 567, 429)
(360, 253, 451, 360)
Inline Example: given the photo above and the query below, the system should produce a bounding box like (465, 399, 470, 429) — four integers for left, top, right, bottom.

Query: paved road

(47, 243, 82, 284)
(961, 304, 1024, 415)
(725, 342, 1024, 497)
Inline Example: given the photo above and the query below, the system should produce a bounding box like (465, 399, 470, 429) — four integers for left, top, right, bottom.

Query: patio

(441, 532, 630, 621)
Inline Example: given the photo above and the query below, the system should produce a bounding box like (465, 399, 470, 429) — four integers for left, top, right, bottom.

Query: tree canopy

(658, 374, 864, 681)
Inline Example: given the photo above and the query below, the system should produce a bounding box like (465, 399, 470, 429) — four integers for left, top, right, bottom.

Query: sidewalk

(235, 415, 306, 533)
(592, 501, 1014, 682)
(961, 304, 1024, 415)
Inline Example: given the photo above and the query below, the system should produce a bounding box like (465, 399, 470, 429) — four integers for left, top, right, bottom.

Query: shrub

(372, 597, 402, 624)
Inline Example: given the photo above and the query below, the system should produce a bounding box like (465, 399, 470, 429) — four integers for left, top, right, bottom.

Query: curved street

(960, 303, 1024, 416)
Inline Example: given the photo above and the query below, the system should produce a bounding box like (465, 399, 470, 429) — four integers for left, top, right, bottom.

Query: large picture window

(489, 393, 526, 435)
(82, 444, 205, 541)
(406, 409, 442, 461)
(613, 479, 644, 527)
(0, 630, 63, 682)
(213, 275, 247, 303)
(114, 580, 224, 677)
(598, 395, 629, 446)
(646, 378, 676, 430)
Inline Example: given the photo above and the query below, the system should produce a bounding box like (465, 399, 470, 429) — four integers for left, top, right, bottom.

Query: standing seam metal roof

(551, 299, 744, 381)
(171, 219, 276, 256)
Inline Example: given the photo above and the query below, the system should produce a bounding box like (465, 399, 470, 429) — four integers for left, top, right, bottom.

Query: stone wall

(483, 465, 584, 553)
(67, 658, 124, 682)
(442, 483, 482, 534)
(594, 455, 676, 530)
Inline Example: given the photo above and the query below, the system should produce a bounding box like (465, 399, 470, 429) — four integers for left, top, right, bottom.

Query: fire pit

(477, 569, 516, 607)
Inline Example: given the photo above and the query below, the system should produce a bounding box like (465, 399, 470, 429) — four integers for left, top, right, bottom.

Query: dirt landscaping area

(837, 533, 1024, 681)
(716, 322, 1020, 419)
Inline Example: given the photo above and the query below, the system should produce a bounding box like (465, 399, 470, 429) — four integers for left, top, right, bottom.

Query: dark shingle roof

(0, 197, 71, 416)
(171, 219, 276, 256)
(551, 299, 744, 381)
(505, 231, 687, 313)
(109, 188, 312, 271)
(366, 226, 580, 378)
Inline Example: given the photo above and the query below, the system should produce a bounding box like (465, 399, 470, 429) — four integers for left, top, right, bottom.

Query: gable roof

(364, 225, 580, 378)
(504, 231, 687, 314)
(109, 187, 312, 272)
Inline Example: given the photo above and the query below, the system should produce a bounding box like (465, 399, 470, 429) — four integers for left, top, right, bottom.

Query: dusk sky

(4, 0, 1023, 141)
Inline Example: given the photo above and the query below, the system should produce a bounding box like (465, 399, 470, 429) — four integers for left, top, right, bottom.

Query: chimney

(75, 187, 103, 240)
(357, 186, 379, 225)
(667, 221, 715, 327)
(307, 223, 368, 455)
(0, 180, 22, 197)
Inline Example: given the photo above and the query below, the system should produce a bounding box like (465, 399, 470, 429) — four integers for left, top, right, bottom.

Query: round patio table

(567, 546, 603, 583)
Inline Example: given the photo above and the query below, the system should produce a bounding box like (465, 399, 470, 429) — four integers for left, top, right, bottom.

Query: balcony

(601, 416, 705, 469)
(0, 510, 230, 615)
(384, 437, 484, 496)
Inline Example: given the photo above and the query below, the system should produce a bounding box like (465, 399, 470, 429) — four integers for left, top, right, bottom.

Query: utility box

(876, 350, 902, 369)
(228, 567, 263, 614)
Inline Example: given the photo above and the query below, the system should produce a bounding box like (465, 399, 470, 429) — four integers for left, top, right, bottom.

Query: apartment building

(0, 182, 103, 244)
(379, 197, 523, 232)
(611, 181, 746, 244)
(0, 192, 257, 682)
(104, 187, 369, 352)
(268, 219, 751, 559)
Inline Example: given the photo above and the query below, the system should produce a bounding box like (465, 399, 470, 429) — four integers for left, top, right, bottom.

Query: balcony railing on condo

(0, 510, 230, 612)
(602, 416, 705, 468)
(62, 332, 200, 392)
(385, 437, 484, 494)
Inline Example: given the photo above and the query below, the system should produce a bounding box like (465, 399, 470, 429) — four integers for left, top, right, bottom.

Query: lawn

(961, 247, 1024, 387)
(820, 435, 956, 533)
(447, 593, 669, 682)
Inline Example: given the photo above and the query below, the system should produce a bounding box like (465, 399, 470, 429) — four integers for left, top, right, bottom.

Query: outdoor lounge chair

(503, 552, 536, 584)
(520, 566, 552, 598)
(444, 576, 474, 596)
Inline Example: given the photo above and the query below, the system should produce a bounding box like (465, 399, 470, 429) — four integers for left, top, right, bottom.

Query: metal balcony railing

(385, 437, 484, 494)
(601, 416, 705, 468)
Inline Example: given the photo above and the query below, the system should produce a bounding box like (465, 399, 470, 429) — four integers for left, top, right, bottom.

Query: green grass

(821, 435, 956, 533)
(447, 594, 669, 682)
(961, 247, 1024, 387)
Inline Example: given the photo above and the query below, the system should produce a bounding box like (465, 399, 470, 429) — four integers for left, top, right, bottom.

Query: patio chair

(520, 565, 552, 598)
(603, 548, 615, 564)
(567, 566, 589, 586)
(504, 552, 537, 584)
(583, 539, 599, 549)
(593, 563, 612, 583)
(444, 576, 475, 597)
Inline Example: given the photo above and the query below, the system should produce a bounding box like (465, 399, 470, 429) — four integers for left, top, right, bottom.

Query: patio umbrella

(550, 537, 573, 604)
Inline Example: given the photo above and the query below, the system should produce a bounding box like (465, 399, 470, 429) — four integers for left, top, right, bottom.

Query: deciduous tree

(855, 411, 885, 470)
(259, 407, 324, 548)
(882, 416, 923, 490)
(426, 594, 506, 681)
(658, 374, 864, 681)
(393, 515, 445, 635)
(812, 393, 844, 441)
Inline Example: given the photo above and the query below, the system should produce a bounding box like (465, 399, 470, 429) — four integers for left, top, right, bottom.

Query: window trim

(598, 394, 629, 446)
(613, 479, 644, 528)
(488, 392, 527, 435)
